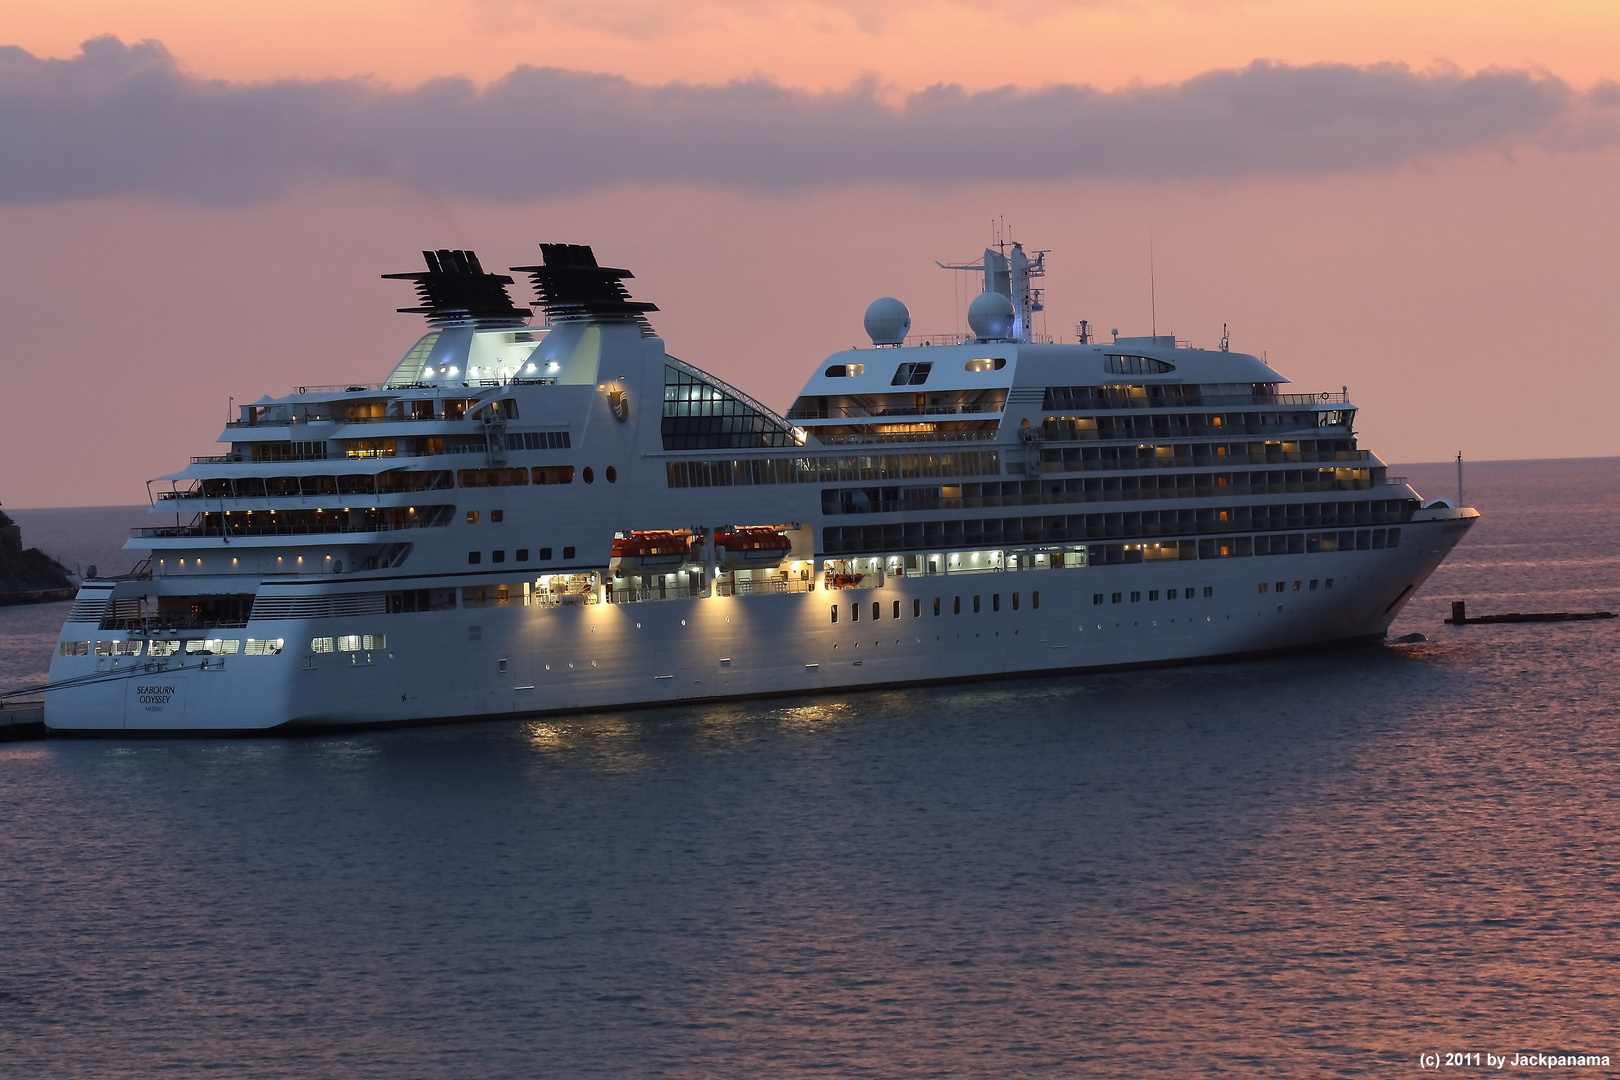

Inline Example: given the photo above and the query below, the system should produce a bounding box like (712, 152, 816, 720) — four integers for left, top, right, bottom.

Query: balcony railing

(1047, 390, 1351, 411)
(715, 577, 814, 597)
(812, 430, 1001, 446)
(788, 402, 1003, 421)
(133, 515, 448, 539)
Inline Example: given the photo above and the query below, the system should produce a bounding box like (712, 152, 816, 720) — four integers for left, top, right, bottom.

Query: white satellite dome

(967, 291, 1015, 341)
(863, 297, 911, 346)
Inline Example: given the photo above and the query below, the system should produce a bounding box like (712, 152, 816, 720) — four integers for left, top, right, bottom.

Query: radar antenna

(937, 232, 1047, 343)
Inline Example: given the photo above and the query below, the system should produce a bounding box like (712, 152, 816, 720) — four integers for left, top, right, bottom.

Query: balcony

(788, 401, 1003, 421)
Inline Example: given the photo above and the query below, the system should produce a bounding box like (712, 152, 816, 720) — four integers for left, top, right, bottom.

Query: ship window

(563, 546, 576, 559)
(148, 640, 180, 656)
(1325, 578, 1333, 588)
(1092, 593, 1101, 605)
(1387, 528, 1401, 548)
(1292, 581, 1301, 591)
(824, 364, 866, 378)
(973, 595, 981, 613)
(954, 596, 961, 614)
(1112, 593, 1122, 604)
(1014, 592, 1022, 610)
(467, 511, 480, 524)
(533, 466, 576, 485)
(831, 605, 839, 624)
(852, 603, 860, 622)
(1167, 589, 1177, 599)
(582, 467, 595, 484)
(540, 547, 553, 560)
(517, 548, 529, 562)
(992, 594, 1000, 612)
(913, 599, 920, 617)
(1310, 579, 1318, 590)
(933, 598, 941, 616)
(964, 357, 1007, 373)
(1104, 354, 1176, 375)
(1276, 581, 1285, 593)
(57, 641, 90, 656)
(1149, 590, 1159, 601)
(1130, 591, 1141, 603)
(337, 635, 362, 652)
(891, 362, 932, 386)
(663, 366, 798, 450)
(1204, 587, 1214, 597)
(493, 550, 506, 563)
(1032, 591, 1039, 609)
(468, 551, 481, 564)
(491, 510, 504, 523)
(873, 601, 881, 621)
(310, 637, 335, 653)
(1259, 582, 1268, 593)
(606, 466, 617, 483)
(245, 638, 284, 655)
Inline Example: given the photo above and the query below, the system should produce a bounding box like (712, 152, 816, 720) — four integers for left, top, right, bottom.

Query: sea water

(2, 459, 1618, 1077)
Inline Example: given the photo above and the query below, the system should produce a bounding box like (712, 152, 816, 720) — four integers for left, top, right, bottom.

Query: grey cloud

(0, 37, 1588, 204)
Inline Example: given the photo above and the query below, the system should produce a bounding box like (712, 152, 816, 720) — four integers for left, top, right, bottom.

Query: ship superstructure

(45, 239, 1477, 732)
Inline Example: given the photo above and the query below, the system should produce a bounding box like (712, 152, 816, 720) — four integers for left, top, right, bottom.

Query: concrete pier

(0, 700, 46, 740)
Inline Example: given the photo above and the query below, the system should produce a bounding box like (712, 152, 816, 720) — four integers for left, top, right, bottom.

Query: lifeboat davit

(714, 527, 793, 571)
(611, 530, 691, 573)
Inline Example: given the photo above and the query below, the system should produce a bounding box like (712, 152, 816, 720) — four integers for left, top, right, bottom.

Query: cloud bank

(0, 36, 1608, 205)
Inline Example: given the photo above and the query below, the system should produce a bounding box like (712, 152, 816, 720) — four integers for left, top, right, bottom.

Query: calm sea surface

(3, 460, 1618, 1077)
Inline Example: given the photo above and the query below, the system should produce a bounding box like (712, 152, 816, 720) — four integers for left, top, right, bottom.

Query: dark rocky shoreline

(0, 508, 75, 605)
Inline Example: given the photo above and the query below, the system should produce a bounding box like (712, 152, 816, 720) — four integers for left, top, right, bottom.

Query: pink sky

(3, 1, 1619, 509)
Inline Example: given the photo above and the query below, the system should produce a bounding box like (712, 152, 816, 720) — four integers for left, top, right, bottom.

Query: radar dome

(968, 291, 1016, 341)
(863, 297, 911, 346)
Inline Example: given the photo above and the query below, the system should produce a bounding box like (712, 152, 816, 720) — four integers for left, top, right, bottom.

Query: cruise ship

(45, 240, 1477, 732)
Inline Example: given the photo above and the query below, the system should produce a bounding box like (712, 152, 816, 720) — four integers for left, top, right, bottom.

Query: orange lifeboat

(714, 527, 793, 571)
(611, 530, 691, 573)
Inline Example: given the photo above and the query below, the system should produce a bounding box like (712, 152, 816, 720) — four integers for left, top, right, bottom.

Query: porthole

(583, 467, 595, 484)
(605, 466, 617, 483)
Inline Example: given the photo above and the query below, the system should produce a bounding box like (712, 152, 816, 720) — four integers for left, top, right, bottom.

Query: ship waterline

(45, 240, 1476, 732)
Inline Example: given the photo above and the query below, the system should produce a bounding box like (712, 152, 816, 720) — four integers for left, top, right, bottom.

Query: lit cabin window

(245, 638, 284, 655)
(830, 605, 839, 624)
(964, 357, 1007, 373)
(310, 637, 335, 653)
(337, 635, 362, 652)
(824, 364, 866, 378)
(363, 634, 386, 650)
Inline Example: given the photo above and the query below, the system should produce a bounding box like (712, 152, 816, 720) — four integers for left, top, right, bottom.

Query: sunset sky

(3, 0, 1619, 509)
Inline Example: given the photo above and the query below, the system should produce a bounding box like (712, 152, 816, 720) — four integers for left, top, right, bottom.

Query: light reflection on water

(2, 459, 1619, 1077)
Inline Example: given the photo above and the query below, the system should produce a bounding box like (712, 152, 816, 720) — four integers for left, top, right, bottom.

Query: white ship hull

(45, 514, 1471, 733)
(41, 239, 1480, 734)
